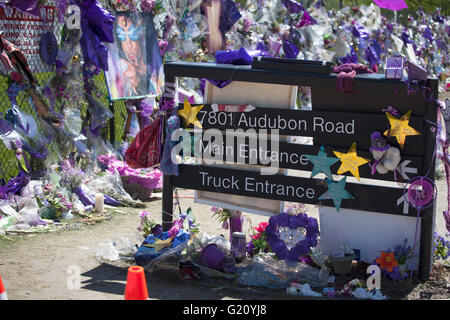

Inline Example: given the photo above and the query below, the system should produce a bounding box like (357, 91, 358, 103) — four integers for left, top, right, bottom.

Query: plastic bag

(18, 197, 46, 226)
(135, 230, 191, 271)
(237, 254, 326, 289)
(125, 116, 161, 169)
(96, 236, 136, 263)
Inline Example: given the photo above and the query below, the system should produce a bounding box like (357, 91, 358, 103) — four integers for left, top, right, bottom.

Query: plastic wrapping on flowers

(97, 154, 163, 190)
(148, 0, 449, 91)
(236, 253, 327, 289)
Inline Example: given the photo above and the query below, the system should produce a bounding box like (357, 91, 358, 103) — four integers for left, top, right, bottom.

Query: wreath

(266, 212, 319, 262)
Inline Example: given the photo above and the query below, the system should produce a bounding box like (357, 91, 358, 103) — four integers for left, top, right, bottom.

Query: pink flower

(168, 219, 183, 237)
(140, 211, 151, 218)
(252, 233, 261, 240)
(255, 222, 268, 234)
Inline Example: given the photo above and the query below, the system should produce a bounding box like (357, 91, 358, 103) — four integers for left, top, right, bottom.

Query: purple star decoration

(266, 212, 319, 262)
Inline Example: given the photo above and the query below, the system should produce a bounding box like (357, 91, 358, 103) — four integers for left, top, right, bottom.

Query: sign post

(161, 60, 438, 281)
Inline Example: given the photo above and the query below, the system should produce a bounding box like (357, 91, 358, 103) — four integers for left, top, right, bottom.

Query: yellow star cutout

(333, 142, 370, 180)
(383, 110, 420, 149)
(143, 236, 174, 252)
(178, 98, 204, 129)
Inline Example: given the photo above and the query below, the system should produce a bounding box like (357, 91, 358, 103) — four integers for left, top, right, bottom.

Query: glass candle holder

(231, 232, 246, 262)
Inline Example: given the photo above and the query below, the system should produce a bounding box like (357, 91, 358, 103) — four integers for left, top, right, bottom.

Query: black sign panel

(184, 135, 424, 182)
(172, 164, 415, 217)
(180, 104, 425, 156)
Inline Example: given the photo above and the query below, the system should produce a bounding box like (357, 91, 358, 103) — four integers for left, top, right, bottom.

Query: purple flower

(168, 218, 183, 237)
(140, 211, 151, 219)
(246, 241, 255, 256)
(299, 254, 313, 265)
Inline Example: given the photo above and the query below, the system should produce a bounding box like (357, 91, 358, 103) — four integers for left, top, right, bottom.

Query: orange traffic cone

(124, 266, 148, 300)
(0, 274, 7, 300)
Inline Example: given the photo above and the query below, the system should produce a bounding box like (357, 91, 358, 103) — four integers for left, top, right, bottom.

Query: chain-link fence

(0, 4, 128, 183)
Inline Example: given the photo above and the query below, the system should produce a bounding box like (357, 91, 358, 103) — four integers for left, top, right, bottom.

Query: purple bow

(76, 0, 115, 71)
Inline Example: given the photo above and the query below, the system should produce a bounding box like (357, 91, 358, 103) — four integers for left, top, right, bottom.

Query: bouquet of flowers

(169, 207, 200, 237)
(211, 206, 244, 238)
(373, 238, 417, 280)
(36, 182, 74, 220)
(137, 211, 161, 239)
(392, 238, 416, 266)
(433, 232, 450, 261)
(246, 222, 272, 257)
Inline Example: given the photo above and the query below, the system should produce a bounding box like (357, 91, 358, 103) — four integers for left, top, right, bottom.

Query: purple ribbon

(280, 0, 304, 14)
(7, 0, 40, 16)
(77, 0, 115, 71)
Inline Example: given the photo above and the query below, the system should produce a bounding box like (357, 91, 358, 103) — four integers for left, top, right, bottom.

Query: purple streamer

(219, 0, 242, 35)
(7, 0, 40, 17)
(0, 170, 30, 200)
(73, 186, 94, 206)
(282, 37, 299, 59)
(280, 0, 304, 14)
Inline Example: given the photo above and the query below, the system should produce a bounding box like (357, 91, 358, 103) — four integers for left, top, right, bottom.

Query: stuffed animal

(369, 131, 401, 174)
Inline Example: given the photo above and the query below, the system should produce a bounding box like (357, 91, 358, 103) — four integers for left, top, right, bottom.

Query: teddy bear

(369, 131, 401, 174)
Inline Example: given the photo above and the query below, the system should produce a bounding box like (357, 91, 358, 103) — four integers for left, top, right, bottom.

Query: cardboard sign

(0, 5, 55, 74)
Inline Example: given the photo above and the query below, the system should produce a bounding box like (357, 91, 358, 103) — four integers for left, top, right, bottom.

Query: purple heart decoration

(266, 212, 319, 262)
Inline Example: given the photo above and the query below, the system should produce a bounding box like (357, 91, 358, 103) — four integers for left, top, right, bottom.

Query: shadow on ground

(79, 262, 340, 300)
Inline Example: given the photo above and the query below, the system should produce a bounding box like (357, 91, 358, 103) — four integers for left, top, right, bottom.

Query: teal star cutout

(318, 176, 355, 212)
(305, 144, 339, 179)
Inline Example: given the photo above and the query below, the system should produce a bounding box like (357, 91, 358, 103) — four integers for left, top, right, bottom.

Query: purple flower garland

(265, 212, 319, 262)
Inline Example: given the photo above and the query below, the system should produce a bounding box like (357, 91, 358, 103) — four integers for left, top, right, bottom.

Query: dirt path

(0, 179, 449, 300)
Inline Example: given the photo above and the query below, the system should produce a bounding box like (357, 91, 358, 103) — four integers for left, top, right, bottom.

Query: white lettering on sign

(313, 117, 355, 134)
(199, 171, 240, 190)
(244, 177, 315, 199)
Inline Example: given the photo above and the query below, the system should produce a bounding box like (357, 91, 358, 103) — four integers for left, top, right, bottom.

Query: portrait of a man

(105, 12, 163, 100)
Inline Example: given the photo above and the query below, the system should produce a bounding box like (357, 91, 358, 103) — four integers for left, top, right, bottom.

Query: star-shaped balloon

(143, 236, 174, 253)
(178, 98, 204, 129)
(318, 176, 355, 212)
(305, 144, 339, 179)
(383, 109, 420, 149)
(333, 142, 370, 180)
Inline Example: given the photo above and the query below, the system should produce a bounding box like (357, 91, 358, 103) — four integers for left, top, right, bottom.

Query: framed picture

(105, 12, 163, 101)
